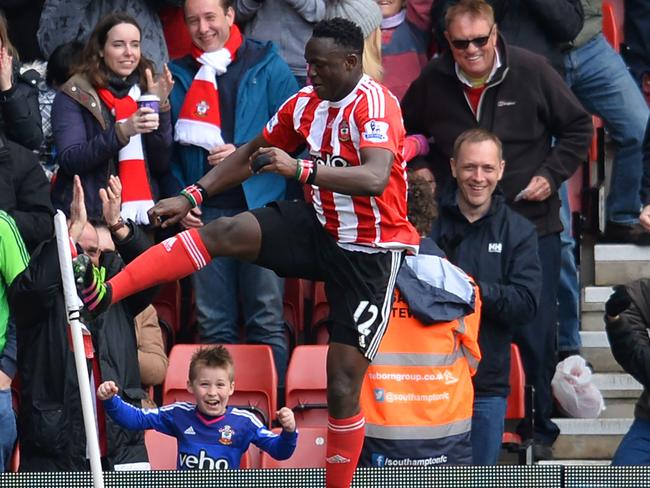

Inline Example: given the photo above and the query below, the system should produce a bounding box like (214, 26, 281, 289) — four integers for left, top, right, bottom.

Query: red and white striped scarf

(98, 85, 154, 225)
(174, 25, 243, 151)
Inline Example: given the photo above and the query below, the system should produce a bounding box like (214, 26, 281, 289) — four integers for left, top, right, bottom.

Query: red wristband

(180, 184, 207, 208)
(296, 159, 313, 184)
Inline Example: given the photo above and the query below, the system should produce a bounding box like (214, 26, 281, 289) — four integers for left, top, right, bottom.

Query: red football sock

(326, 412, 365, 488)
(109, 228, 211, 303)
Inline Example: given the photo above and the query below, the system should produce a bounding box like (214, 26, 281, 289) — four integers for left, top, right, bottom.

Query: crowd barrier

(2, 465, 649, 487)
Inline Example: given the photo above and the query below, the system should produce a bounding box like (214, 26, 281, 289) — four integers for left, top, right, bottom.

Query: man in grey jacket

(37, 0, 169, 72)
(235, 0, 326, 86)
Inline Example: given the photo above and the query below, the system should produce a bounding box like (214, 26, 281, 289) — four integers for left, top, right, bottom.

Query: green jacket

(574, 0, 602, 48)
(0, 211, 29, 353)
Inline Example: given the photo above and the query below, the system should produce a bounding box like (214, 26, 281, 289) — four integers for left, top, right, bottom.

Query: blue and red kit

(104, 395, 297, 469)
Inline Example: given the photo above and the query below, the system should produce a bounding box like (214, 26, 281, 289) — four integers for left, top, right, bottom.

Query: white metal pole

(54, 211, 105, 488)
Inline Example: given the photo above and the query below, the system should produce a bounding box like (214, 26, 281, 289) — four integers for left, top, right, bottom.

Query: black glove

(605, 285, 632, 317)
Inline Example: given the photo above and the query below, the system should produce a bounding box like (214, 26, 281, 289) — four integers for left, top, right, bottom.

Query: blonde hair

(362, 27, 383, 81)
(452, 128, 503, 160)
(445, 0, 495, 29)
(189, 346, 235, 382)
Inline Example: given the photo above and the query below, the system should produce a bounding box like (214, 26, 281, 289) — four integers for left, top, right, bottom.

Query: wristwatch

(108, 217, 126, 233)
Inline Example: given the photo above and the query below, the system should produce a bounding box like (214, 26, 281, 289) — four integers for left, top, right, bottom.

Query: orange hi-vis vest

(360, 252, 481, 467)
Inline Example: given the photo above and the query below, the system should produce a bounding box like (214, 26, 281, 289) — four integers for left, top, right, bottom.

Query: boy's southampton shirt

(104, 395, 297, 469)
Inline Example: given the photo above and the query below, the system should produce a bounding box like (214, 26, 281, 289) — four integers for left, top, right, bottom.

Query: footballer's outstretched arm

(148, 134, 267, 227)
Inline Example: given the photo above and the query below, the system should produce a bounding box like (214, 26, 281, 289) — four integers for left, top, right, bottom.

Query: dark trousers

(514, 232, 561, 445)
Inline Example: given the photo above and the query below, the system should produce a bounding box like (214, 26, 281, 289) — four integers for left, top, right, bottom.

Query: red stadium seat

(153, 281, 182, 332)
(308, 281, 330, 344)
(163, 344, 278, 427)
(602, 0, 624, 53)
(240, 450, 251, 469)
(502, 343, 534, 464)
(580, 116, 606, 234)
(504, 344, 525, 425)
(10, 442, 19, 472)
(285, 345, 328, 427)
(152, 281, 182, 352)
(144, 429, 251, 469)
(589, 116, 604, 164)
(260, 426, 327, 468)
(9, 377, 20, 471)
(283, 278, 306, 346)
(145, 429, 177, 470)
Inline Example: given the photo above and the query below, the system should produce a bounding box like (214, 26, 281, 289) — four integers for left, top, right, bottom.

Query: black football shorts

(252, 200, 403, 360)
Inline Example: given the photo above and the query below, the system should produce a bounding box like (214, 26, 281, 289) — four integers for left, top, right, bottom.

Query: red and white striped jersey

(263, 75, 419, 253)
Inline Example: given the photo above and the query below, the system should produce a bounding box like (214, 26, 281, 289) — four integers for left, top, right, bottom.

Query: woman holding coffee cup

(51, 12, 174, 224)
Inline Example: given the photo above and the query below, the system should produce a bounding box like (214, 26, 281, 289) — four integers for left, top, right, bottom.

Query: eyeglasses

(450, 25, 494, 50)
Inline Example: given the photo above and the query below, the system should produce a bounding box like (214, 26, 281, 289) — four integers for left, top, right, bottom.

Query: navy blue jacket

(430, 184, 542, 397)
(51, 74, 172, 220)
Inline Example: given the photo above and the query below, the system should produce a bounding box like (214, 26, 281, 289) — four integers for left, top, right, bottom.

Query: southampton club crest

(219, 425, 235, 445)
(194, 100, 210, 117)
(339, 120, 350, 142)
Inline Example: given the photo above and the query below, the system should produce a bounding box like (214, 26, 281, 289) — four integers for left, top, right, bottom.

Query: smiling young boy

(97, 346, 297, 469)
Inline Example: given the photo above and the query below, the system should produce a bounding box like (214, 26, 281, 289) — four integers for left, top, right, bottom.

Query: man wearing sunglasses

(402, 0, 592, 462)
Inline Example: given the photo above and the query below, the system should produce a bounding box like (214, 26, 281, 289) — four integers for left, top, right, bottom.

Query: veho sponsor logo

(313, 154, 350, 168)
(179, 450, 230, 470)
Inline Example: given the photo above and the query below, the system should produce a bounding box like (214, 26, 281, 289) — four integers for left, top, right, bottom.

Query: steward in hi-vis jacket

(359, 238, 481, 467)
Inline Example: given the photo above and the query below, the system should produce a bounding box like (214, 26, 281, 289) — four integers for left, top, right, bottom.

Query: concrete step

(582, 286, 613, 312)
(580, 331, 622, 373)
(592, 373, 642, 398)
(553, 435, 620, 460)
(582, 311, 605, 331)
(554, 418, 631, 435)
(600, 399, 636, 418)
(580, 330, 609, 348)
(594, 244, 650, 285)
(581, 286, 611, 331)
(592, 373, 640, 418)
(553, 418, 632, 460)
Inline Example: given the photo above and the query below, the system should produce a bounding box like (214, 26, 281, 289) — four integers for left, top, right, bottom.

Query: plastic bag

(551, 355, 605, 418)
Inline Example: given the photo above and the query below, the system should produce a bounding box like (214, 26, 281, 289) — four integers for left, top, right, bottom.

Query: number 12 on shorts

(354, 300, 378, 348)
